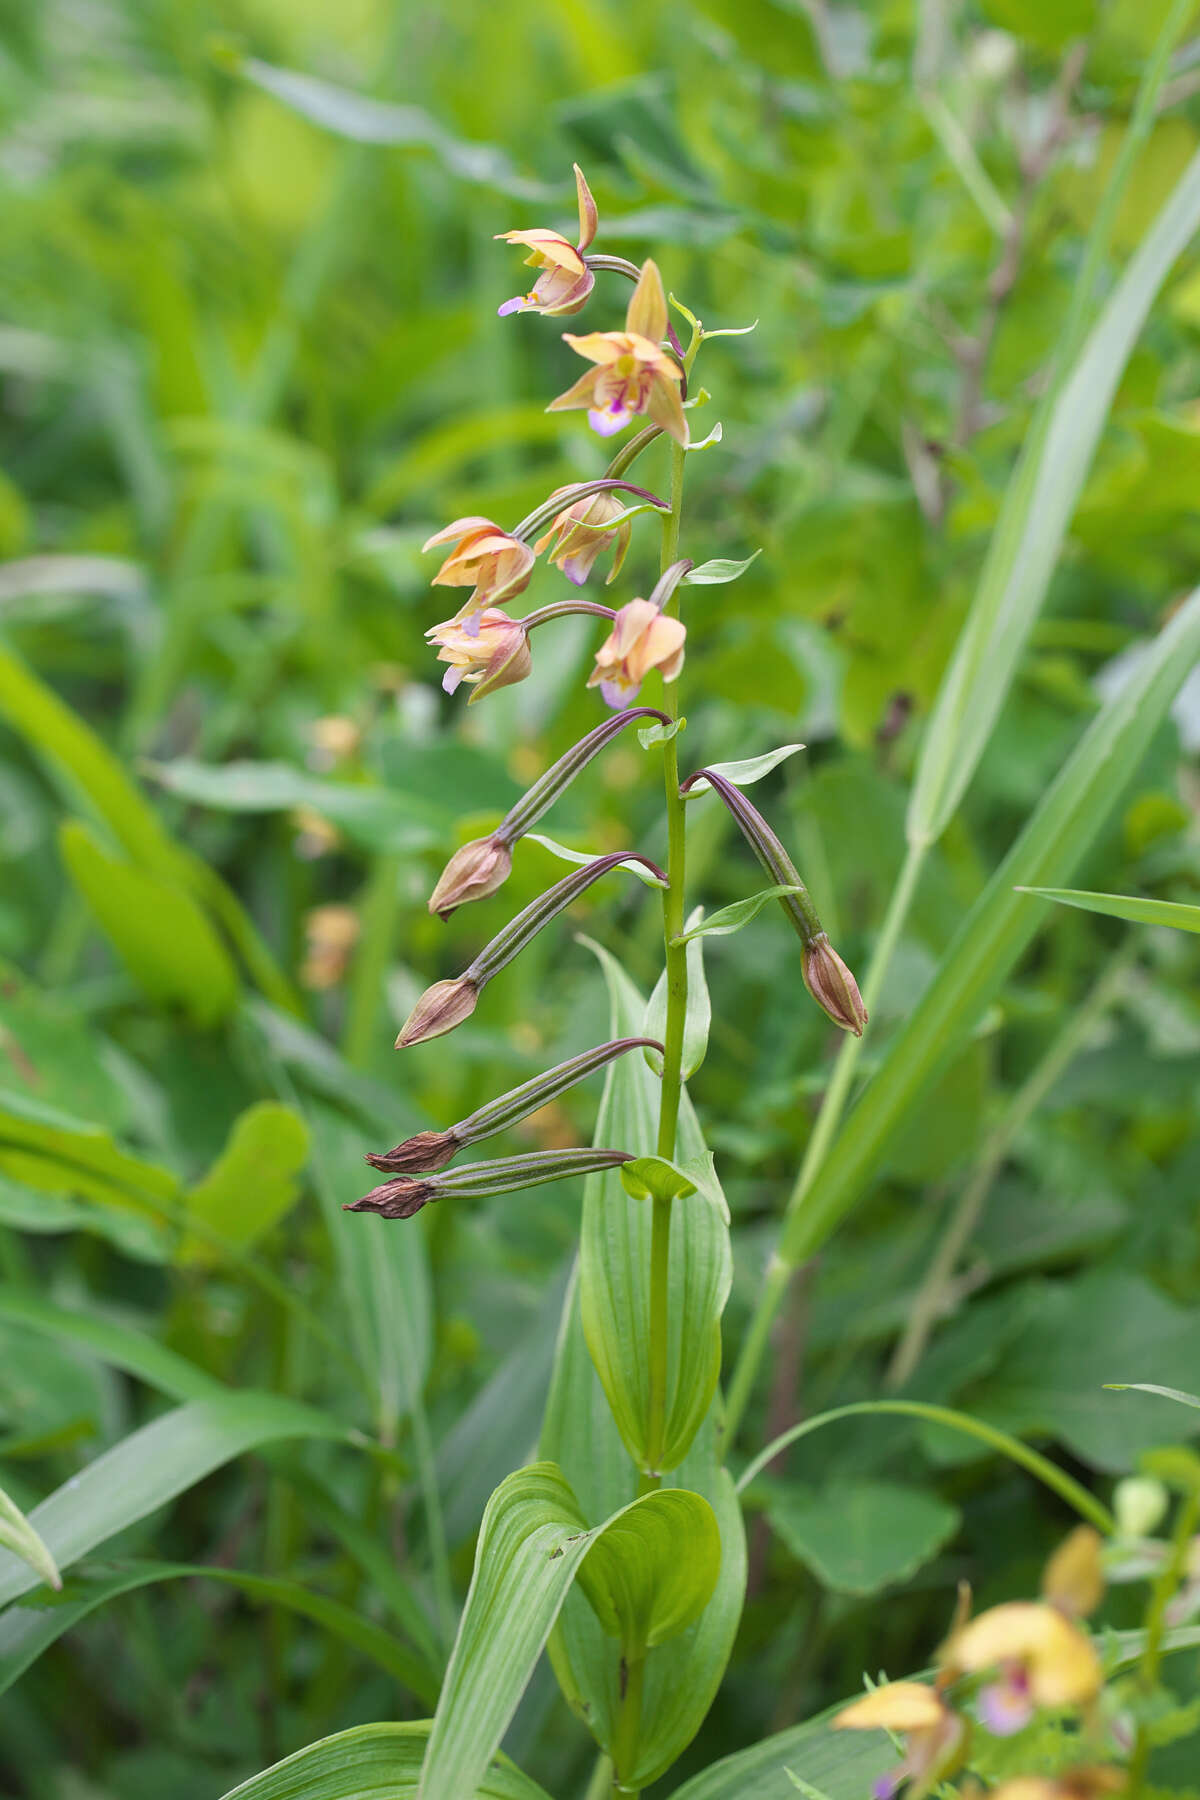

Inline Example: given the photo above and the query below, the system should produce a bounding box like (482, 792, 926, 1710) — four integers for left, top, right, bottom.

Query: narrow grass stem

(724, 838, 927, 1444)
(641, 325, 699, 1487)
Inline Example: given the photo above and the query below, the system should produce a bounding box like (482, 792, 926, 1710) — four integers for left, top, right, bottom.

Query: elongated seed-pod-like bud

(801, 934, 868, 1038)
(681, 767, 868, 1037)
(679, 768, 823, 942)
(427, 709, 669, 921)
(428, 836, 514, 920)
(499, 708, 670, 843)
(400, 854, 666, 1049)
(467, 852, 666, 987)
(395, 976, 479, 1048)
(345, 1147, 634, 1220)
(366, 1036, 663, 1174)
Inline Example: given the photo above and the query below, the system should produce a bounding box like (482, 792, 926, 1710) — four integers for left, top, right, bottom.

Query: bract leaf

(682, 745, 804, 795)
(525, 833, 668, 888)
(684, 551, 762, 585)
(673, 886, 803, 943)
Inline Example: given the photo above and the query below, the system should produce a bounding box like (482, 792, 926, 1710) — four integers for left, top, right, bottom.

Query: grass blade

(784, 587, 1200, 1268)
(0, 1394, 348, 1607)
(907, 146, 1200, 848)
(1019, 887, 1200, 934)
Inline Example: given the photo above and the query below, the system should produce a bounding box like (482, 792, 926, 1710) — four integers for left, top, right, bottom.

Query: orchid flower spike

(535, 485, 633, 586)
(423, 517, 536, 633)
(496, 164, 598, 317)
(427, 609, 532, 703)
(588, 599, 686, 708)
(549, 259, 688, 445)
(833, 1682, 966, 1800)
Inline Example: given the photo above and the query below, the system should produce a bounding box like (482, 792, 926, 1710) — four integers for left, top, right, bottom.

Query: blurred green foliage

(3, 0, 1200, 1794)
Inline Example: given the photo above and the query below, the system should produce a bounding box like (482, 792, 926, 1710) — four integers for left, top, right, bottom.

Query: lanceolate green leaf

(178, 1102, 309, 1263)
(0, 1558, 438, 1704)
(0, 1394, 348, 1607)
(681, 745, 803, 795)
(416, 1463, 713, 1800)
(0, 1484, 59, 1592)
(907, 147, 1200, 848)
(59, 820, 240, 1027)
(1019, 887, 1200, 934)
(542, 1280, 746, 1791)
(221, 1722, 551, 1800)
(673, 885, 802, 942)
(584, 942, 730, 1471)
(0, 1285, 221, 1400)
(784, 589, 1200, 1270)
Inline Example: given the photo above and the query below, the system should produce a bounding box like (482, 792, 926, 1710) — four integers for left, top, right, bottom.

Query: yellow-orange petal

(833, 1682, 945, 1734)
(561, 330, 630, 366)
(574, 163, 598, 249)
(1043, 1526, 1105, 1620)
(547, 367, 603, 413)
(949, 1602, 1101, 1708)
(647, 371, 689, 446)
(421, 516, 495, 553)
(626, 257, 668, 344)
(496, 228, 584, 272)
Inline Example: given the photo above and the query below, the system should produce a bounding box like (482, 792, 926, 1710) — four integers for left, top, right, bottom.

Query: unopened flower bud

(802, 933, 868, 1037)
(367, 1038, 661, 1173)
(1114, 1475, 1169, 1540)
(345, 1146, 633, 1222)
(428, 835, 513, 919)
(395, 975, 479, 1048)
(345, 1176, 439, 1220)
(365, 1129, 459, 1175)
(535, 486, 633, 586)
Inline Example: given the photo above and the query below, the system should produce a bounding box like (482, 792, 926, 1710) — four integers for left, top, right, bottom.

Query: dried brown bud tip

(344, 1177, 438, 1220)
(395, 976, 479, 1048)
(365, 1130, 460, 1175)
(428, 835, 513, 920)
(801, 933, 868, 1037)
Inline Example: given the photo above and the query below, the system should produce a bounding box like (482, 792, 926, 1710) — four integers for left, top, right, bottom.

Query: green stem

(724, 838, 927, 1443)
(735, 1399, 1114, 1534)
(586, 1754, 615, 1800)
(641, 326, 699, 1485)
(1129, 1483, 1200, 1796)
(610, 1646, 646, 1797)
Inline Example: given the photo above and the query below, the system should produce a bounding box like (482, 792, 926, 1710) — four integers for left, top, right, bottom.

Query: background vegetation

(3, 0, 1200, 1794)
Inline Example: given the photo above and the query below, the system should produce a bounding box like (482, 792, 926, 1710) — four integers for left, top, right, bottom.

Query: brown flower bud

(344, 1177, 437, 1220)
(428, 835, 513, 920)
(801, 933, 868, 1037)
(395, 976, 479, 1048)
(365, 1130, 459, 1175)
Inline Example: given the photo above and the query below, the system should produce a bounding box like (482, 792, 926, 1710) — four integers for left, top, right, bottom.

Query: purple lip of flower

(977, 1675, 1034, 1737)
(497, 295, 528, 317)
(871, 1772, 903, 1800)
(561, 555, 589, 585)
(599, 677, 637, 710)
(588, 405, 632, 438)
(442, 667, 464, 695)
